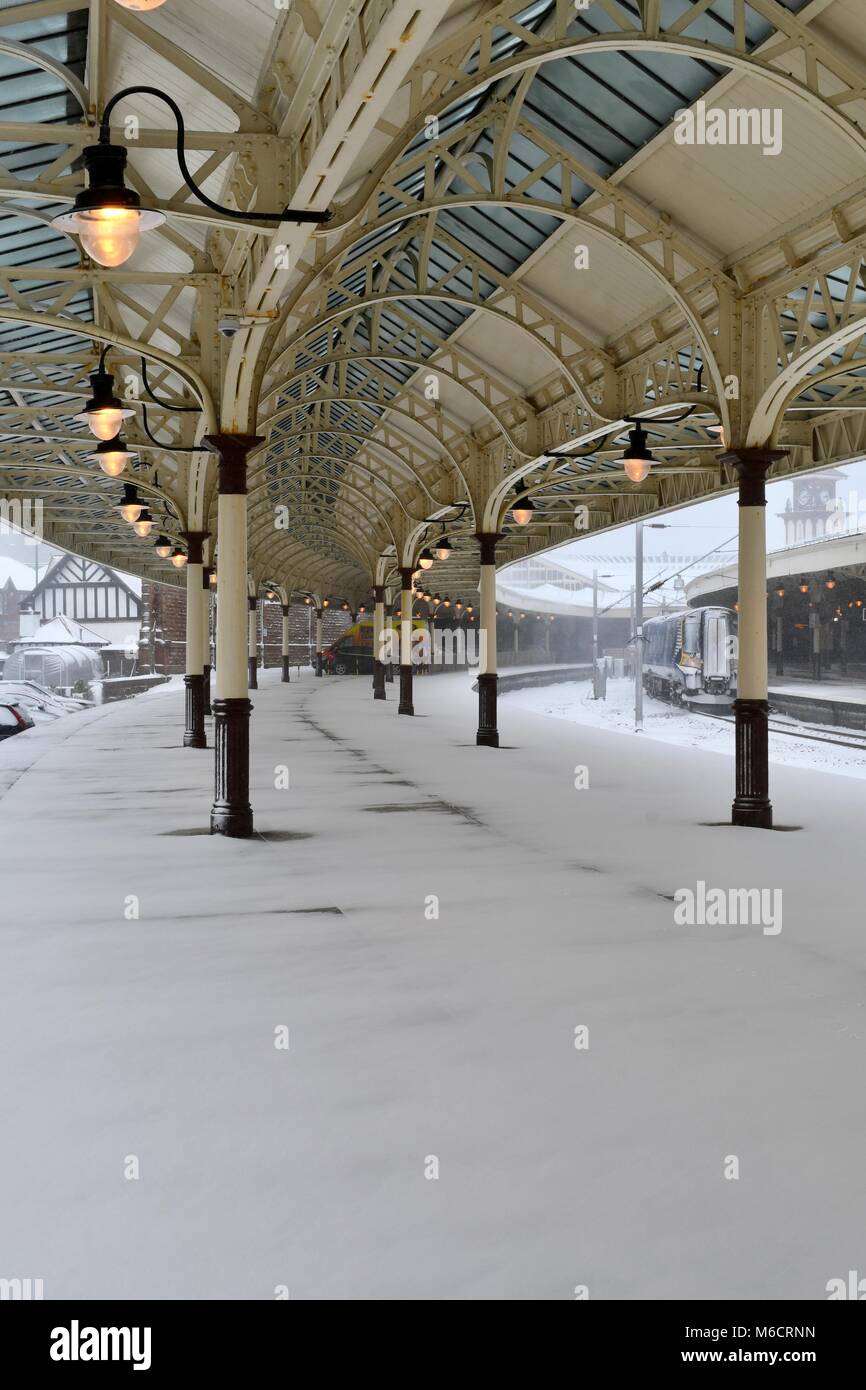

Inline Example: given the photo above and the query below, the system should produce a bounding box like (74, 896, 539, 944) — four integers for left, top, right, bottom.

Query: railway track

(689, 704, 866, 754)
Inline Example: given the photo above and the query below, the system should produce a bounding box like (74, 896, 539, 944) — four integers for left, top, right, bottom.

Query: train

(641, 606, 737, 706)
(323, 616, 428, 674)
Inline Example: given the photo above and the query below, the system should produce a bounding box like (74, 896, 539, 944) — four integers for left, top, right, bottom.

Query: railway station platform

(1, 672, 864, 1300)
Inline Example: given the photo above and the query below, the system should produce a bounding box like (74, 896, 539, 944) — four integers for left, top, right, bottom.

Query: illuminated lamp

(620, 421, 657, 483)
(510, 482, 535, 526)
(117, 482, 143, 522)
(132, 507, 154, 538)
(76, 361, 134, 440)
(88, 435, 135, 476)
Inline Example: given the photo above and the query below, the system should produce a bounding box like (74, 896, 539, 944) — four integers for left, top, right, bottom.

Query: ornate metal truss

(2, 0, 866, 602)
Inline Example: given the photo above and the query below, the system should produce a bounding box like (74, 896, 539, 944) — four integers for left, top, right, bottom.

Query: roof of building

(1, 0, 865, 607)
(16, 613, 109, 648)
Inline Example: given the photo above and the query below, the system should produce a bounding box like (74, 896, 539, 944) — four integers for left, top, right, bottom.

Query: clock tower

(781, 470, 844, 545)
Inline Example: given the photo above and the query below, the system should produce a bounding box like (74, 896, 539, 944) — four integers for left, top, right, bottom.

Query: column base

(203, 665, 212, 716)
(385, 663, 394, 684)
(476, 672, 499, 747)
(183, 673, 207, 748)
(398, 664, 414, 715)
(281, 655, 290, 682)
(211, 697, 253, 838)
(248, 657, 258, 689)
(373, 660, 386, 700)
(315, 653, 323, 677)
(732, 697, 772, 829)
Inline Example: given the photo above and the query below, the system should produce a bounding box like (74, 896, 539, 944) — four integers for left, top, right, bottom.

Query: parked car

(0, 702, 35, 740)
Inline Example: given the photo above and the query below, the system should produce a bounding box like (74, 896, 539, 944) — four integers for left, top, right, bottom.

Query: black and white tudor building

(23, 553, 141, 642)
(1, 553, 144, 687)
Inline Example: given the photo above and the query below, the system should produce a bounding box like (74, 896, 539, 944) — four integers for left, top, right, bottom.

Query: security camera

(218, 314, 242, 338)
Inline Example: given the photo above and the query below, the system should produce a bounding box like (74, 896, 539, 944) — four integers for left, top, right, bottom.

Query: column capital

(475, 531, 504, 566)
(247, 595, 257, 611)
(399, 566, 414, 589)
(281, 603, 289, 617)
(180, 530, 210, 566)
(202, 433, 264, 493)
(721, 448, 787, 505)
(373, 585, 385, 603)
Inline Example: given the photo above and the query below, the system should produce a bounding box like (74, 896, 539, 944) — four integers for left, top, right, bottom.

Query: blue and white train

(642, 606, 737, 706)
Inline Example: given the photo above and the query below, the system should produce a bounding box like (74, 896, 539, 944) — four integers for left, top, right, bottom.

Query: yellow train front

(642, 607, 737, 707)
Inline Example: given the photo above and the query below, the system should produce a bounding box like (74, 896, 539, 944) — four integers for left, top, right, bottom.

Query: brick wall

(139, 584, 354, 673)
(140, 580, 186, 674)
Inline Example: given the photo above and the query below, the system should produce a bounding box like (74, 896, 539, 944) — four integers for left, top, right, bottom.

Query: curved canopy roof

(1, 0, 866, 606)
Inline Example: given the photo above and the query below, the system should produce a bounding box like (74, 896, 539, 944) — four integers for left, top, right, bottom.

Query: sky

(517, 459, 866, 611)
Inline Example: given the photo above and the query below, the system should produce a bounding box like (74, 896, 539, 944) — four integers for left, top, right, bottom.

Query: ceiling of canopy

(0, 0, 865, 605)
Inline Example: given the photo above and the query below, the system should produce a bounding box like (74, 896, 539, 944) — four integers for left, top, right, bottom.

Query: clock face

(798, 487, 810, 504)
(820, 488, 831, 503)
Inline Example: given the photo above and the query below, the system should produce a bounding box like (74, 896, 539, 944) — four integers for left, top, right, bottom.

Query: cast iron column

(203, 433, 262, 838)
(247, 595, 258, 689)
(398, 566, 414, 715)
(181, 530, 208, 747)
(723, 448, 785, 829)
(476, 533, 502, 746)
(202, 564, 212, 715)
(315, 609, 323, 676)
(372, 584, 386, 699)
(281, 603, 291, 681)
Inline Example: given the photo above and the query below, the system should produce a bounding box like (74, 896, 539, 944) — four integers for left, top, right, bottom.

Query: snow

(0, 680, 89, 721)
(769, 679, 866, 705)
(505, 675, 866, 780)
(15, 613, 109, 647)
(1, 668, 865, 1299)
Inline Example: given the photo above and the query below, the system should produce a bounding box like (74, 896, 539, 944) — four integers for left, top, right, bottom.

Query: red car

(0, 702, 35, 740)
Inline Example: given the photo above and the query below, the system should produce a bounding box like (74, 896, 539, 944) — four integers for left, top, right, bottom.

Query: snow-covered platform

(1, 669, 864, 1300)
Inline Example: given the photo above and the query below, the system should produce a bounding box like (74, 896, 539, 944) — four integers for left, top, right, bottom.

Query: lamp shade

(88, 435, 136, 477)
(621, 422, 656, 483)
(75, 366, 134, 440)
(52, 143, 164, 267)
(117, 483, 143, 523)
(132, 508, 154, 538)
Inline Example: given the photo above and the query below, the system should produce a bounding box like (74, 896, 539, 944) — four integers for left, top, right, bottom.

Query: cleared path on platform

(0, 670, 863, 1299)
